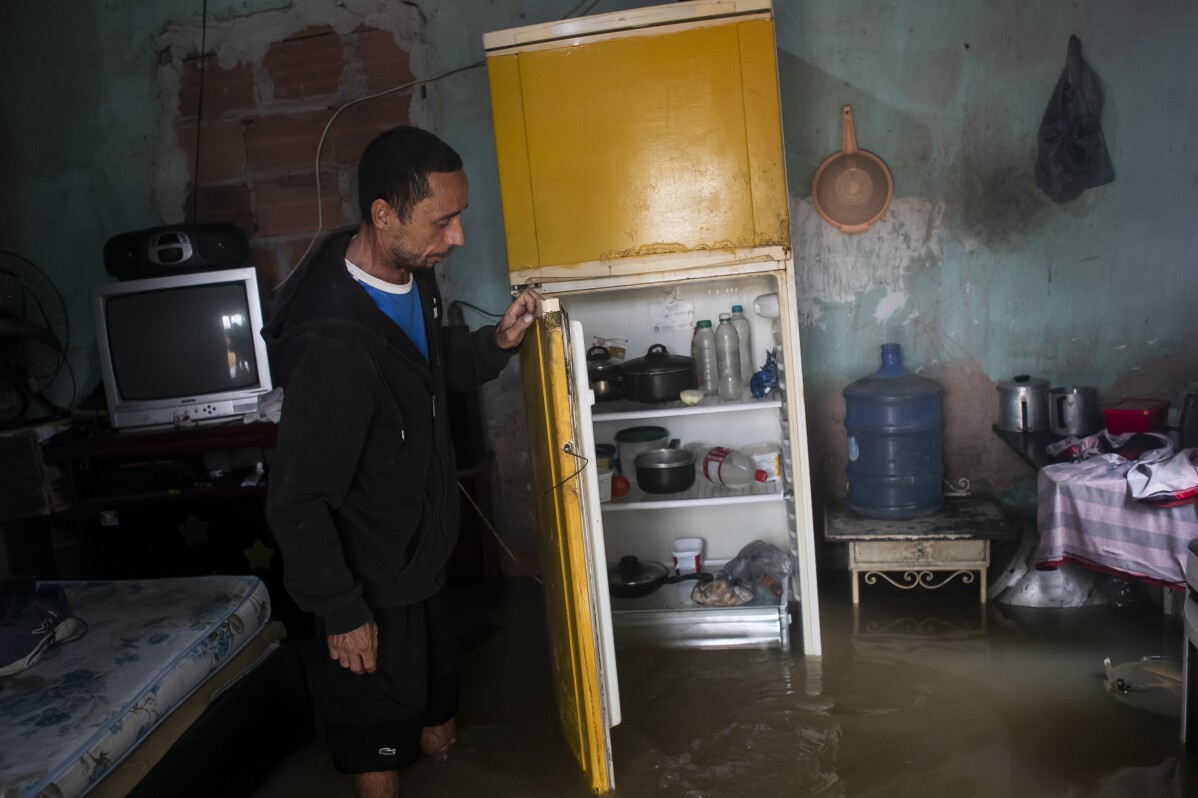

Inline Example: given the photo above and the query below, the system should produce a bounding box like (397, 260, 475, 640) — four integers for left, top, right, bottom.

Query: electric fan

(0, 251, 70, 426)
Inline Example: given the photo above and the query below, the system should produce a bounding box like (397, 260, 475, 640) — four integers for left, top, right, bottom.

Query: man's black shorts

(320, 587, 459, 773)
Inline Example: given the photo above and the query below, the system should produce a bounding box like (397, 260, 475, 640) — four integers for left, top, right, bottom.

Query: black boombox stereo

(103, 223, 249, 280)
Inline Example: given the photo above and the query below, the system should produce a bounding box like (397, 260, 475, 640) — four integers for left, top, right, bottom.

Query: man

(262, 125, 539, 798)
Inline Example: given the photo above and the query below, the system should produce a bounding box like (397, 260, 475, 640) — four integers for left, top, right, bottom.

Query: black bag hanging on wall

(1035, 35, 1115, 203)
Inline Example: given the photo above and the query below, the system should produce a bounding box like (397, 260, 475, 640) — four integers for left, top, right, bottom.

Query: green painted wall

(3, 0, 1196, 538)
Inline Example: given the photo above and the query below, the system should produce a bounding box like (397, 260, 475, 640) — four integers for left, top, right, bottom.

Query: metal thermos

(1048, 385, 1101, 437)
(1179, 385, 1198, 449)
(996, 375, 1050, 432)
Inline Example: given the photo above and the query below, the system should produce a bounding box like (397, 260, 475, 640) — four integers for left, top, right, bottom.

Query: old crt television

(92, 267, 273, 430)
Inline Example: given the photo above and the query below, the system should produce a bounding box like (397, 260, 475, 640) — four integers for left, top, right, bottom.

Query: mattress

(0, 575, 271, 798)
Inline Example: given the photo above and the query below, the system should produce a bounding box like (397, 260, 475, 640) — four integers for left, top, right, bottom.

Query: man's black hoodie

(262, 226, 516, 635)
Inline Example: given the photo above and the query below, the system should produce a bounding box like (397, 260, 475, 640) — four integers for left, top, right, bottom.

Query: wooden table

(824, 496, 1016, 605)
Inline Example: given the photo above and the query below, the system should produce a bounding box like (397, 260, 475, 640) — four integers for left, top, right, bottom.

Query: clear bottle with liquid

(730, 304, 754, 384)
(714, 313, 742, 401)
(691, 320, 718, 395)
(684, 443, 768, 489)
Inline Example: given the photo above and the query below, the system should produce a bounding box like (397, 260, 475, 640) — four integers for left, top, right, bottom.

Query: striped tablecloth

(1036, 455, 1198, 586)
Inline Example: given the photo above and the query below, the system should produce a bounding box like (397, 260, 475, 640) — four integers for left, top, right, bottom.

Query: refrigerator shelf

(602, 478, 782, 510)
(608, 570, 790, 650)
(592, 393, 781, 421)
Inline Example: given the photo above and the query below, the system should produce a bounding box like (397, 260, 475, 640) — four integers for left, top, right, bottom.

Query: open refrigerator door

(518, 299, 619, 793)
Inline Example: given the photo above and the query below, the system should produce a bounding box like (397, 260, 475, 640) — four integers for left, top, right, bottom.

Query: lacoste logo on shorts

(378, 747, 397, 756)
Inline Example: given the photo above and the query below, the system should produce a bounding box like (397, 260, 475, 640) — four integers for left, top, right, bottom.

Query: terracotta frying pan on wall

(812, 105, 894, 234)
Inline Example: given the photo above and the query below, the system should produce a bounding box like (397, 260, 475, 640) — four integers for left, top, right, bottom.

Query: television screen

(93, 267, 272, 430)
(105, 283, 260, 400)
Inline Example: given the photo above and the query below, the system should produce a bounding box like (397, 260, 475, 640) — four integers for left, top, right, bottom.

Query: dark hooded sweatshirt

(262, 226, 516, 635)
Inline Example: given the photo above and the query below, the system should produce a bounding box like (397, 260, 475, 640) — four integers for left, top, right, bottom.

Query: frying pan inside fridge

(812, 105, 894, 234)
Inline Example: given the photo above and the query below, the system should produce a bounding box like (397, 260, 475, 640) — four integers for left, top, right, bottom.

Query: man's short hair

(357, 126, 463, 223)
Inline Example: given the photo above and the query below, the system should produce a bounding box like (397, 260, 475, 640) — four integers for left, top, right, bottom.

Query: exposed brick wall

(263, 26, 343, 101)
(329, 93, 412, 167)
(254, 173, 345, 237)
(177, 120, 247, 184)
(169, 23, 416, 288)
(178, 60, 257, 119)
(356, 28, 414, 94)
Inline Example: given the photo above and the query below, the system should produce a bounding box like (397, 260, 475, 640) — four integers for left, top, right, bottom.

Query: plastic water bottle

(843, 343, 943, 518)
(685, 444, 767, 488)
(714, 313, 742, 401)
(730, 304, 753, 384)
(691, 320, 718, 395)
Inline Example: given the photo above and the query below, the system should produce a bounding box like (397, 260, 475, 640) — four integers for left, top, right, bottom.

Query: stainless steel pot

(997, 375, 1050, 432)
(1049, 385, 1101, 437)
(634, 443, 695, 494)
(620, 344, 697, 403)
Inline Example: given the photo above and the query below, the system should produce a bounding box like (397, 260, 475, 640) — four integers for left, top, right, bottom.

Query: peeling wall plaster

(791, 195, 945, 327)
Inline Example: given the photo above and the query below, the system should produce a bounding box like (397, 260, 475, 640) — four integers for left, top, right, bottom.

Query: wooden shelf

(76, 485, 268, 511)
(43, 422, 278, 464)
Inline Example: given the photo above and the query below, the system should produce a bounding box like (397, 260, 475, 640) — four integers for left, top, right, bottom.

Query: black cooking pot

(634, 444, 695, 494)
(620, 344, 697, 403)
(608, 555, 712, 599)
(586, 345, 623, 402)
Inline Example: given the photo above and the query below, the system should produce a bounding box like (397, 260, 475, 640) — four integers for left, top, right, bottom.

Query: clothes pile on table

(1037, 431, 1198, 586)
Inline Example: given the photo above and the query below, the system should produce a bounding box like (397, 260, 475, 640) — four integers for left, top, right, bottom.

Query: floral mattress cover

(0, 575, 270, 798)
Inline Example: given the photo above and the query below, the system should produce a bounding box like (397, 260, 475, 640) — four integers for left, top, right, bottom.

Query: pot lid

(997, 374, 1050, 391)
(622, 343, 695, 376)
(609, 555, 667, 586)
(586, 345, 621, 374)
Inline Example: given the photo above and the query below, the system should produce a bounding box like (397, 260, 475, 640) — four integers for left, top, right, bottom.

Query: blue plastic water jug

(843, 343, 944, 518)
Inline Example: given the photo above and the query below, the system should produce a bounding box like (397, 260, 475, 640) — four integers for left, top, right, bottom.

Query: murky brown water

(254, 578, 1191, 798)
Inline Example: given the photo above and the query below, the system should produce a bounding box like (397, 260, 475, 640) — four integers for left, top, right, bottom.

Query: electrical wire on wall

(284, 59, 486, 278)
(458, 483, 542, 584)
(449, 300, 504, 322)
(191, 0, 209, 224)
(285, 0, 613, 279)
(564, 0, 604, 17)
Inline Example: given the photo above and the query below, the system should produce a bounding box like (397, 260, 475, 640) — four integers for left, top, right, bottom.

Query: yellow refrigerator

(484, 2, 821, 792)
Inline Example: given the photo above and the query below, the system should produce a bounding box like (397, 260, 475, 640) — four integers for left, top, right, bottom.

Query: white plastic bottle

(684, 444, 768, 489)
(714, 313, 742, 401)
(730, 304, 754, 384)
(691, 320, 718, 395)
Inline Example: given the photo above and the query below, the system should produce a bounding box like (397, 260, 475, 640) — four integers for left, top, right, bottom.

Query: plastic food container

(594, 443, 617, 472)
(597, 467, 613, 502)
(1104, 398, 1170, 435)
(743, 442, 782, 481)
(671, 537, 704, 574)
(614, 426, 668, 481)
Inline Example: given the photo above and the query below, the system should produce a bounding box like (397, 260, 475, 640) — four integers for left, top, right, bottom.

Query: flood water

(254, 577, 1191, 798)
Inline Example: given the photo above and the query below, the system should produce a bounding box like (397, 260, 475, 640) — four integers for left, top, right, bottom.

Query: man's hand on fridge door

(495, 288, 543, 349)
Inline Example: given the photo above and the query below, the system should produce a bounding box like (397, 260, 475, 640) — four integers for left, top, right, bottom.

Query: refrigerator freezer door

(487, 5, 788, 283)
(519, 300, 618, 793)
